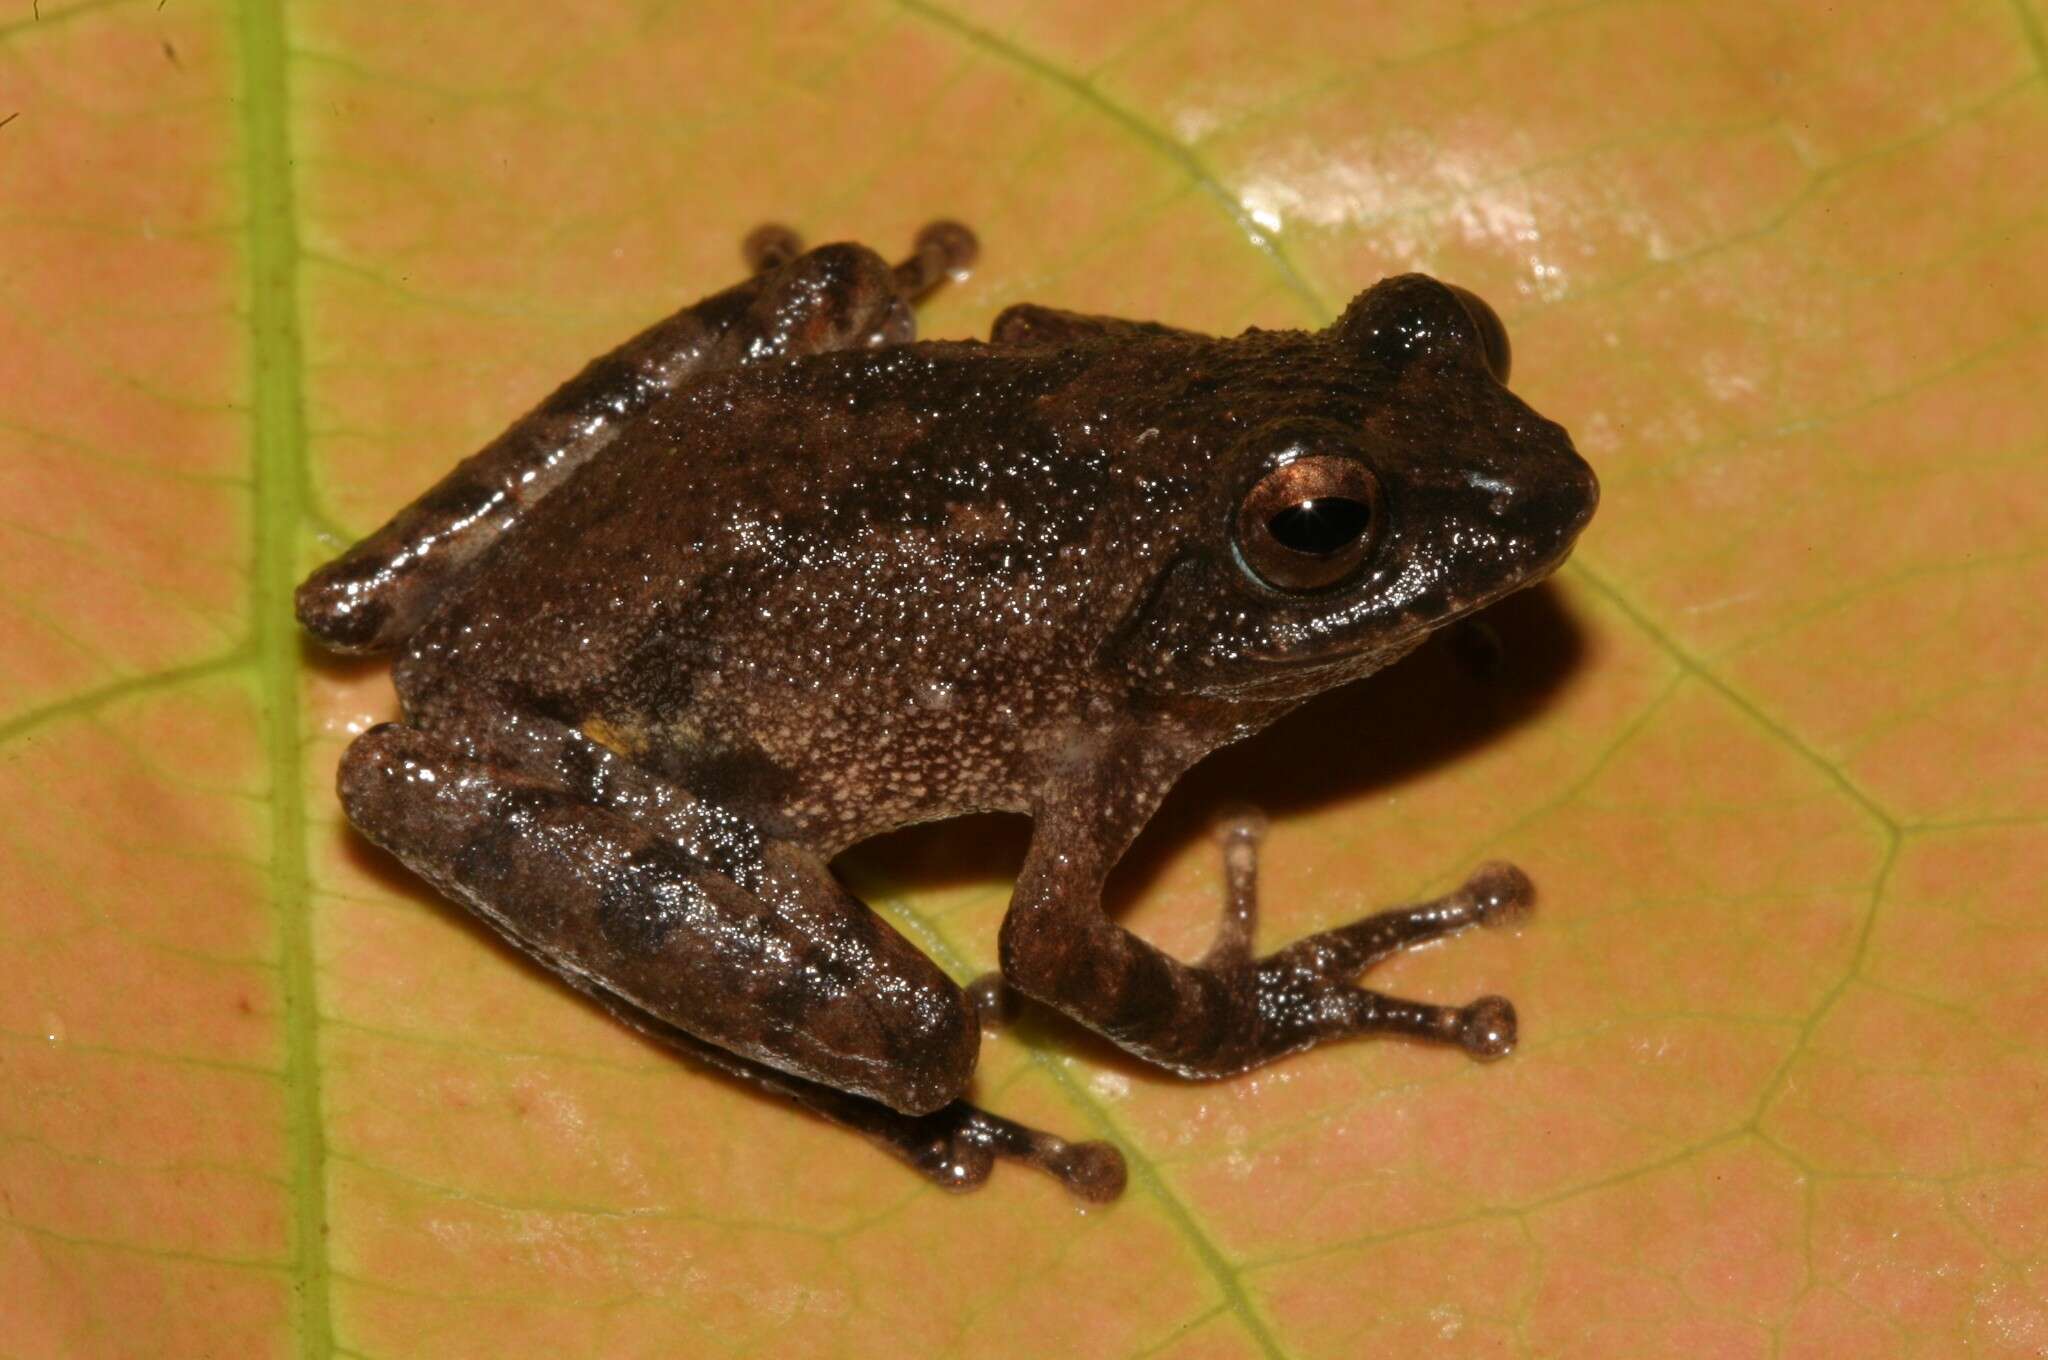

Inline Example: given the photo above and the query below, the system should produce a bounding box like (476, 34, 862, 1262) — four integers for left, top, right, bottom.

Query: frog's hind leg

(593, 994, 1126, 1203)
(298, 219, 972, 656)
(336, 718, 1123, 1201)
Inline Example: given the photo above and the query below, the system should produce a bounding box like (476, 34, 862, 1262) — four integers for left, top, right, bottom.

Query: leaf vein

(234, 0, 332, 1355)
(894, 0, 1329, 323)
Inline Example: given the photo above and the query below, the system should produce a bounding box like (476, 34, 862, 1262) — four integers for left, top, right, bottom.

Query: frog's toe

(1260, 862, 1534, 986)
(892, 219, 979, 302)
(1466, 861, 1535, 928)
(898, 1104, 1127, 1203)
(1456, 995, 1518, 1060)
(912, 219, 978, 275)
(1044, 1140, 1128, 1205)
(966, 972, 1020, 1030)
(914, 1130, 996, 1194)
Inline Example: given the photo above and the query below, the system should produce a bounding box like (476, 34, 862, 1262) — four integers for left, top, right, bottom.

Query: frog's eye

(1235, 454, 1383, 592)
(1445, 285, 1511, 384)
(1334, 275, 1512, 384)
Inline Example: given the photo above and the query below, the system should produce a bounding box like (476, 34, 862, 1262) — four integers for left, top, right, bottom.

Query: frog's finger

(741, 221, 803, 272)
(987, 302, 1199, 347)
(1301, 987, 1519, 1061)
(1266, 861, 1535, 980)
(1198, 807, 1267, 969)
(890, 219, 977, 303)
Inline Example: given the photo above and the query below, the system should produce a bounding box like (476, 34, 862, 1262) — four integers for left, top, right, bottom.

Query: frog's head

(1112, 274, 1598, 705)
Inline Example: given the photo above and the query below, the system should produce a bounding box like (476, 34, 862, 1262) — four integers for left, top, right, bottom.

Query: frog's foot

(873, 1100, 1126, 1203)
(340, 717, 1123, 1202)
(1205, 813, 1532, 1063)
(566, 974, 1125, 1203)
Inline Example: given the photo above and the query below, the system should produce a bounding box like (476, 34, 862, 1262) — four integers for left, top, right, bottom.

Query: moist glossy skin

(299, 223, 1598, 1202)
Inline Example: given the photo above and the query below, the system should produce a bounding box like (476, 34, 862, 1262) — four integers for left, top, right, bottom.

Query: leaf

(3, 0, 2044, 1356)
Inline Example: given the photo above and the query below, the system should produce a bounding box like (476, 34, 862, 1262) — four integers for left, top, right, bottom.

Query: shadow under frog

(300, 221, 1599, 1203)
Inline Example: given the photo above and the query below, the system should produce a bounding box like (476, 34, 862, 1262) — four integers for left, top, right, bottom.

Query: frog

(298, 220, 1598, 1203)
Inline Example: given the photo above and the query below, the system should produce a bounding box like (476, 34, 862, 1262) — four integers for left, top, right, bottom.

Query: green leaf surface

(3, 2, 2045, 1356)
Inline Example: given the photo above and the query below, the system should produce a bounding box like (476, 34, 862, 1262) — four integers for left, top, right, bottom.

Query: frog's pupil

(1268, 497, 1371, 555)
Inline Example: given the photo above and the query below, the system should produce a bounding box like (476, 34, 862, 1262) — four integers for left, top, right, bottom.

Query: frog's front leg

(337, 720, 1123, 1200)
(989, 302, 1197, 348)
(999, 787, 1529, 1079)
(297, 221, 976, 655)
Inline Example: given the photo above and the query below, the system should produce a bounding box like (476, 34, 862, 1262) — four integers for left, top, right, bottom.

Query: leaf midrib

(234, 0, 331, 1356)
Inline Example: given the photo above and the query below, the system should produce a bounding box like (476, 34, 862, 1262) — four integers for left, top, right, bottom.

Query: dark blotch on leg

(539, 352, 644, 420)
(409, 473, 504, 524)
(595, 846, 702, 955)
(1102, 946, 1180, 1039)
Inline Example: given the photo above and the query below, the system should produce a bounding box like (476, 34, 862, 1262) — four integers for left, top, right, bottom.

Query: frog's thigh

(337, 722, 978, 1116)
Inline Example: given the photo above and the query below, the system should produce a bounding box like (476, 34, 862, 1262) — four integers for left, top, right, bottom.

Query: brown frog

(299, 221, 1598, 1203)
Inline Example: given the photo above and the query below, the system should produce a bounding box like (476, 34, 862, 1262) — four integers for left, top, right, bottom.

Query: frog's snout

(1508, 427, 1600, 576)
(1564, 450, 1600, 545)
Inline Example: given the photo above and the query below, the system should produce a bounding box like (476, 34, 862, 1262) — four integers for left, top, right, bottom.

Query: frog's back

(396, 335, 1224, 841)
